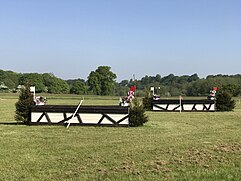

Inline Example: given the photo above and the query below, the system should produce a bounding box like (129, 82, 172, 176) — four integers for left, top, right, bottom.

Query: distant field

(0, 93, 240, 180)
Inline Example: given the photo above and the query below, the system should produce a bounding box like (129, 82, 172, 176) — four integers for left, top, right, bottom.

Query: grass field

(0, 93, 240, 181)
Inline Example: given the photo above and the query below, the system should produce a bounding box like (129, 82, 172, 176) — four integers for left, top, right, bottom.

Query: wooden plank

(31, 105, 128, 114)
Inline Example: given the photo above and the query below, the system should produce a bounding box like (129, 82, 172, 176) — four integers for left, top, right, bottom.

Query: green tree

(0, 69, 19, 89)
(129, 98, 148, 127)
(187, 73, 199, 82)
(15, 82, 34, 124)
(223, 84, 241, 97)
(70, 80, 87, 94)
(43, 73, 69, 94)
(19, 73, 45, 92)
(142, 87, 153, 111)
(186, 79, 209, 96)
(216, 91, 235, 111)
(48, 78, 69, 94)
(119, 80, 129, 87)
(87, 66, 117, 95)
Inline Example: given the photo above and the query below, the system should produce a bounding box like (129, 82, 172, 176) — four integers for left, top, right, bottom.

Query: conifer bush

(142, 88, 153, 111)
(216, 91, 235, 111)
(15, 83, 34, 124)
(129, 98, 148, 127)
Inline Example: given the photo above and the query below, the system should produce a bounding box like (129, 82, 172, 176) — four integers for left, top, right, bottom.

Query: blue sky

(0, 0, 241, 81)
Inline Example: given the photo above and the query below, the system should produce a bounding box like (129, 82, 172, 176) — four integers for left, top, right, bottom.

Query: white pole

(150, 87, 154, 95)
(30, 86, 36, 99)
(66, 98, 84, 129)
(179, 96, 182, 113)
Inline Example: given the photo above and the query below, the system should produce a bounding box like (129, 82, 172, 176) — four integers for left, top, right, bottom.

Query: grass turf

(0, 93, 240, 180)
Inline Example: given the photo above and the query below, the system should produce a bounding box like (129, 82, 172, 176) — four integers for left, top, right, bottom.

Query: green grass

(0, 93, 241, 180)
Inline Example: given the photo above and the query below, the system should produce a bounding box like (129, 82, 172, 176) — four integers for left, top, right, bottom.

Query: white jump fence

(30, 105, 129, 126)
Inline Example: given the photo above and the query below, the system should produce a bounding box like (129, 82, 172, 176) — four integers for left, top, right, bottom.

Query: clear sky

(0, 0, 241, 81)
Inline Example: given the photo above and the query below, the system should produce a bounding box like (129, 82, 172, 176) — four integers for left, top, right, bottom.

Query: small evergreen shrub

(142, 97, 152, 111)
(15, 83, 34, 124)
(216, 91, 235, 111)
(129, 98, 148, 127)
(142, 88, 153, 111)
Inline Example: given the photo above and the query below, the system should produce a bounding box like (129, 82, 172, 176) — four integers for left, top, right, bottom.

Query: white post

(179, 96, 182, 113)
(30, 86, 35, 99)
(150, 87, 154, 95)
(66, 98, 84, 129)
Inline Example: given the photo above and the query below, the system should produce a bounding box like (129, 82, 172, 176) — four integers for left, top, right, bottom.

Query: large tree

(19, 73, 45, 93)
(87, 66, 117, 95)
(0, 69, 19, 89)
(70, 79, 87, 95)
(42, 73, 69, 94)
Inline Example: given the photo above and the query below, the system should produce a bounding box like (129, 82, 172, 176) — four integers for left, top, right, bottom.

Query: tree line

(1, 67, 241, 97)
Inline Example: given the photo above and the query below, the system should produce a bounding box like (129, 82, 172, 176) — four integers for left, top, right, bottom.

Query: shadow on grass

(0, 122, 25, 125)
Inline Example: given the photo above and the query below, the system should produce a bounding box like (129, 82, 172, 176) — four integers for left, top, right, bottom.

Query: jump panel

(152, 100, 215, 112)
(30, 105, 129, 126)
